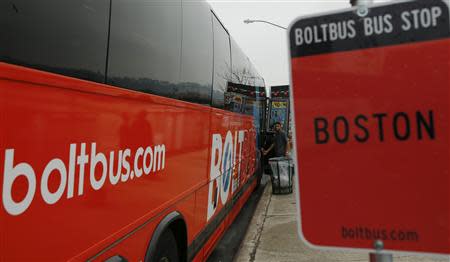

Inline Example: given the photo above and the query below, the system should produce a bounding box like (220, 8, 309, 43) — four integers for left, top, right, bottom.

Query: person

(262, 122, 289, 157)
(287, 132, 293, 156)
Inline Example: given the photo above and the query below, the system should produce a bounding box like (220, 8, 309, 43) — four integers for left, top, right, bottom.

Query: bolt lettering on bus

(2, 143, 166, 216)
(207, 130, 245, 221)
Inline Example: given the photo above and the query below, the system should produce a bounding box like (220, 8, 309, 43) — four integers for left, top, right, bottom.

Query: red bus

(0, 0, 265, 261)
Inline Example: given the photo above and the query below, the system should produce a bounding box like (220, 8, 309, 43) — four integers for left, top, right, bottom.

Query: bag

(268, 157, 293, 194)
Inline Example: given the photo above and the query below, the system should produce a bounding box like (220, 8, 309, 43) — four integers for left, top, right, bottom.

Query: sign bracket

(349, 0, 393, 257)
(369, 240, 393, 262)
(370, 253, 393, 262)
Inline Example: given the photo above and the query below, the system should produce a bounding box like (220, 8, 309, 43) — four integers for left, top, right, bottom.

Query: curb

(233, 180, 272, 262)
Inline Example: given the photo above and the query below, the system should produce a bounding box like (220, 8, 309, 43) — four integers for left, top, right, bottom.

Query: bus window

(212, 13, 231, 109)
(180, 0, 214, 105)
(107, 0, 182, 100)
(0, 0, 110, 83)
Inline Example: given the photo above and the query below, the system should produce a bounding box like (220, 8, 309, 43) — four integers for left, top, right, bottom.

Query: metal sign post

(369, 241, 393, 262)
(350, 0, 373, 7)
(288, 0, 450, 258)
(349, 0, 394, 259)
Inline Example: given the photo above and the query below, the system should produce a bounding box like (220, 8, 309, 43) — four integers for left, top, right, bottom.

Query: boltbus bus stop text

(314, 110, 435, 144)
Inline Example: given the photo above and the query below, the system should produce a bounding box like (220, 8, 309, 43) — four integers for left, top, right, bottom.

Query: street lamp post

(245, 1, 374, 30)
(242, 18, 286, 106)
(243, 19, 287, 30)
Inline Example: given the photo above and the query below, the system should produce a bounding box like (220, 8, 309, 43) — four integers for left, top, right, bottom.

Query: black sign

(227, 82, 266, 97)
(271, 85, 290, 98)
(289, 0, 450, 58)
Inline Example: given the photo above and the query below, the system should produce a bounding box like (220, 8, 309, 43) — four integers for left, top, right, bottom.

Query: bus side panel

(201, 173, 257, 261)
(0, 64, 210, 260)
(90, 193, 195, 261)
(193, 109, 256, 260)
(200, 110, 231, 256)
(88, 217, 158, 261)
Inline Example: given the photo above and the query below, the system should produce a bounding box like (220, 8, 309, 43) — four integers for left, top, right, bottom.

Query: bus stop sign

(288, 0, 450, 256)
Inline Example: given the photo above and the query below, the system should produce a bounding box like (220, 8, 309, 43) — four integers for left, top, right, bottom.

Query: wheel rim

(159, 257, 170, 262)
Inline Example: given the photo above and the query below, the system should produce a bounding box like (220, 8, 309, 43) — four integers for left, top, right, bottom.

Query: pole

(370, 253, 393, 262)
(351, 0, 373, 17)
(369, 240, 393, 262)
(351, 1, 392, 260)
(243, 19, 287, 30)
(351, 0, 374, 6)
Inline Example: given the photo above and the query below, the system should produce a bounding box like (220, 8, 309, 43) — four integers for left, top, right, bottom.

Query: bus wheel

(154, 229, 179, 262)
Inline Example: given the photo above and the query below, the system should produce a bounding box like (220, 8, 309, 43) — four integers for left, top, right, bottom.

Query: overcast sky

(207, 0, 371, 88)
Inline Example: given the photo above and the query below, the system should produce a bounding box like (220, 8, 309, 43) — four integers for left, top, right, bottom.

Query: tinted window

(212, 14, 231, 109)
(230, 38, 251, 85)
(180, 0, 213, 105)
(107, 0, 182, 99)
(228, 37, 266, 145)
(0, 0, 109, 83)
(249, 64, 265, 87)
(230, 38, 265, 87)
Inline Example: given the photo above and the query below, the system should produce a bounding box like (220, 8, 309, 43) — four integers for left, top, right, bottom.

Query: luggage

(268, 157, 294, 194)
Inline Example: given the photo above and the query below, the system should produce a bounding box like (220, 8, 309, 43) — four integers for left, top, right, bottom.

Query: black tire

(153, 229, 179, 262)
(254, 160, 264, 190)
(254, 169, 262, 190)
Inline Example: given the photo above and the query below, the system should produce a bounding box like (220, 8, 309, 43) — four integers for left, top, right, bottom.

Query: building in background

(268, 85, 290, 134)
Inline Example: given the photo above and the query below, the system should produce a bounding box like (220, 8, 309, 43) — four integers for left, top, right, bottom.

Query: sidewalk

(234, 181, 449, 262)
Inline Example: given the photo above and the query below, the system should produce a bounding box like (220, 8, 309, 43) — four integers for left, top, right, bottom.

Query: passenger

(261, 129, 275, 174)
(287, 132, 293, 156)
(262, 122, 288, 157)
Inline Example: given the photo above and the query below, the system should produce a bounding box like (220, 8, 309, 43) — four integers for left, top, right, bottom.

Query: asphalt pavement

(234, 183, 450, 262)
(207, 175, 450, 262)
(206, 175, 270, 262)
